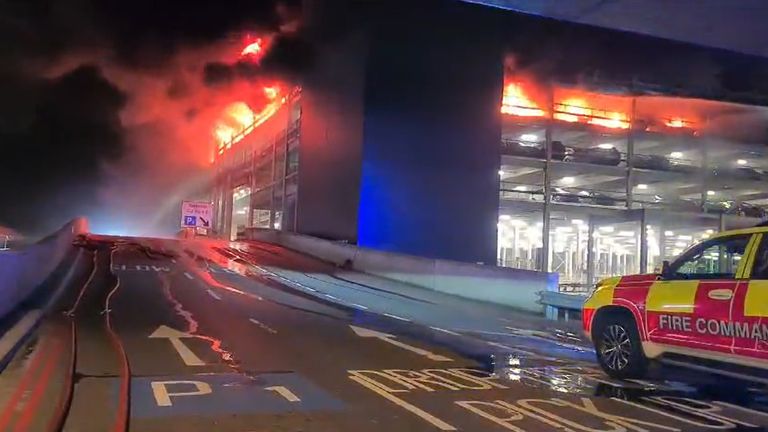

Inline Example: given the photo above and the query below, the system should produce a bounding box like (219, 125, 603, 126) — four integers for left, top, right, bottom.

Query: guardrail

(245, 228, 559, 314)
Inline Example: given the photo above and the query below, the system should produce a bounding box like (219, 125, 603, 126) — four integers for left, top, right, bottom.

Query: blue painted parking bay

(131, 372, 344, 418)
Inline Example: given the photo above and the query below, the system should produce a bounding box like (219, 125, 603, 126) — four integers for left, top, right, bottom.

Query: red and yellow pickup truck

(583, 224, 768, 378)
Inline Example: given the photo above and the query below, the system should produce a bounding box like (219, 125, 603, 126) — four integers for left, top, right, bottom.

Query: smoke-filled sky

(0, 0, 304, 237)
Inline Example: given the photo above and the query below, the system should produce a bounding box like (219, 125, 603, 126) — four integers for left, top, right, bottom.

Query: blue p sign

(184, 216, 197, 226)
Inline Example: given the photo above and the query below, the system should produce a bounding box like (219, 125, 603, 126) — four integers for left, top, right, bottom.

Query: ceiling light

(737, 159, 747, 166)
(618, 231, 635, 237)
(571, 219, 584, 225)
(509, 220, 528, 227)
(499, 215, 512, 221)
(599, 226, 615, 233)
(675, 241, 688, 247)
(636, 184, 648, 190)
(555, 226, 573, 233)
(561, 177, 575, 184)
(669, 152, 683, 159)
(513, 185, 528, 191)
(498, 170, 504, 176)
(664, 231, 674, 236)
(597, 143, 614, 149)
(707, 190, 716, 196)
(678, 235, 693, 240)
(520, 134, 537, 142)
(705, 229, 714, 234)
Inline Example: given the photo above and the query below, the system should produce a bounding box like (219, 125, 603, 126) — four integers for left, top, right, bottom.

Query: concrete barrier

(244, 229, 558, 313)
(0, 218, 88, 320)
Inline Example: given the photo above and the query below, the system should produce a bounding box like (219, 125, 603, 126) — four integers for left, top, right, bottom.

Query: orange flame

(240, 39, 263, 58)
(501, 81, 635, 130)
(666, 118, 689, 128)
(501, 83, 545, 117)
(212, 85, 288, 155)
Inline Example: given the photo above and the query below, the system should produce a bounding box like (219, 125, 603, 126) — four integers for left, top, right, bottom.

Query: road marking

(151, 380, 212, 407)
(149, 325, 206, 366)
(184, 272, 194, 280)
(249, 318, 278, 334)
(265, 386, 301, 402)
(349, 374, 456, 431)
(430, 326, 460, 336)
(351, 303, 369, 310)
(349, 325, 451, 361)
(383, 313, 410, 322)
(323, 294, 339, 300)
(207, 290, 222, 301)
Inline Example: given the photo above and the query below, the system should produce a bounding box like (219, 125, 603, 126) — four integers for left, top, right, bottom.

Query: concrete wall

(0, 218, 87, 320)
(356, 1, 504, 264)
(246, 229, 557, 313)
(297, 2, 367, 242)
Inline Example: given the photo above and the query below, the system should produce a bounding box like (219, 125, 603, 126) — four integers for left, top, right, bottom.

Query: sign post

(181, 201, 214, 231)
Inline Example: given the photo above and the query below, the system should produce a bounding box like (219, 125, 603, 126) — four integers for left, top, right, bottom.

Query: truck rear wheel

(593, 312, 648, 379)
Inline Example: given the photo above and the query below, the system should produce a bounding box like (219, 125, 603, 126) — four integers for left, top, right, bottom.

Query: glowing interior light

(737, 159, 748, 165)
(664, 231, 675, 236)
(707, 190, 716, 196)
(597, 143, 614, 149)
(561, 176, 575, 184)
(669, 152, 683, 159)
(520, 134, 537, 142)
(513, 185, 528, 192)
(636, 184, 648, 190)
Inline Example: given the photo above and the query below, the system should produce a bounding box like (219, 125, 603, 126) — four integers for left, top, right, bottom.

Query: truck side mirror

(660, 260, 672, 279)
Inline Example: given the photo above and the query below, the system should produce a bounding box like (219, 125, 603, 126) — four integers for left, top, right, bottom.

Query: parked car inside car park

(500, 139, 566, 160)
(583, 223, 768, 379)
(564, 146, 622, 166)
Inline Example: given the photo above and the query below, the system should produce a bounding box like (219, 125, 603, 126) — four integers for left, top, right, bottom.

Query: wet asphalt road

(1, 235, 768, 431)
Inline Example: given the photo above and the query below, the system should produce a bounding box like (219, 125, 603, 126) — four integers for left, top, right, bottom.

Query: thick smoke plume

(0, 0, 303, 237)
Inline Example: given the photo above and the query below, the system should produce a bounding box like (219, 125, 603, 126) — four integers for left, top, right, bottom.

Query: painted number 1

(265, 386, 301, 402)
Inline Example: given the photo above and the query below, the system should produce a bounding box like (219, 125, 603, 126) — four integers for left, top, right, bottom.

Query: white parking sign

(181, 201, 213, 228)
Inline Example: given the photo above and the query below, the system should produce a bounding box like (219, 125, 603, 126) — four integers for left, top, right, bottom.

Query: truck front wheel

(593, 312, 648, 379)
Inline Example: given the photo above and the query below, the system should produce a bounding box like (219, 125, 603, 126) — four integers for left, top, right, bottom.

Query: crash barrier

(0, 218, 88, 321)
(244, 228, 558, 314)
(539, 290, 587, 320)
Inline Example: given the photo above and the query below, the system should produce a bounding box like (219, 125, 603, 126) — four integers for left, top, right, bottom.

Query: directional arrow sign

(149, 325, 205, 366)
(349, 325, 451, 362)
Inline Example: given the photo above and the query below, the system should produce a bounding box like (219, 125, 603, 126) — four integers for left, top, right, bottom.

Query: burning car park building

(210, 0, 768, 289)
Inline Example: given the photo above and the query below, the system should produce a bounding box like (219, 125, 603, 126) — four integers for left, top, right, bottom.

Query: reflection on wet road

(3, 235, 768, 431)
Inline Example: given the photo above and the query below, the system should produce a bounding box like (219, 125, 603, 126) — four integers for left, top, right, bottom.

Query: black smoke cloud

(0, 0, 301, 236)
(203, 34, 315, 87)
(0, 65, 126, 235)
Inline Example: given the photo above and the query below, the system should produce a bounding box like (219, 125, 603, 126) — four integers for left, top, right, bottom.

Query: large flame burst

(501, 80, 693, 131)
(211, 38, 288, 160)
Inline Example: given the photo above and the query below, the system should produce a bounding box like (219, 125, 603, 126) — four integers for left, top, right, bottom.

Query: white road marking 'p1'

(151, 380, 212, 407)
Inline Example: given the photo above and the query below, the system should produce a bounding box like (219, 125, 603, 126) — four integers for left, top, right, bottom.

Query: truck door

(646, 234, 754, 355)
(732, 233, 768, 362)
